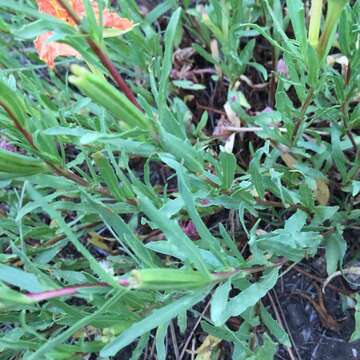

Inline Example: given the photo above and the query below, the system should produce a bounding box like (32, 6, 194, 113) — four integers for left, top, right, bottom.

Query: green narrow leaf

(136, 191, 210, 274)
(0, 282, 34, 309)
(26, 184, 120, 288)
(210, 280, 231, 326)
(0, 79, 28, 126)
(259, 304, 291, 347)
(159, 8, 182, 115)
(263, 0, 298, 56)
(155, 322, 169, 360)
(249, 157, 265, 199)
(351, 294, 360, 342)
(0, 264, 46, 292)
(254, 334, 277, 359)
(159, 128, 204, 174)
(285, 0, 307, 53)
(331, 124, 347, 179)
(200, 321, 253, 356)
(325, 231, 346, 275)
(92, 152, 128, 201)
(100, 291, 208, 357)
(145, 0, 177, 24)
(220, 269, 279, 324)
(84, 193, 158, 267)
(27, 290, 126, 360)
(0, 148, 48, 177)
(219, 224, 245, 262)
(130, 333, 150, 360)
(177, 168, 227, 266)
(82, 0, 99, 37)
(219, 151, 236, 190)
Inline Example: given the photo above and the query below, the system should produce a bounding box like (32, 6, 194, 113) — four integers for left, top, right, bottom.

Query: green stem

(292, 88, 315, 145)
(341, 100, 357, 155)
(0, 100, 111, 196)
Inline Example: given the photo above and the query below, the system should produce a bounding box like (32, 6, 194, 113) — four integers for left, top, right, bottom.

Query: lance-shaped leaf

(0, 283, 34, 310)
(0, 81, 28, 127)
(0, 148, 48, 178)
(101, 291, 208, 357)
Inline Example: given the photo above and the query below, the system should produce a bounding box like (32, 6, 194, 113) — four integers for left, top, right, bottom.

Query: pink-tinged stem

(55, 0, 141, 110)
(26, 279, 130, 302)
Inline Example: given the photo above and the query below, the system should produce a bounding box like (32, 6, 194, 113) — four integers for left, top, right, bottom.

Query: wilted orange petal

(35, 1, 133, 68)
(34, 32, 80, 69)
(69, 0, 87, 15)
(37, 0, 134, 30)
(37, 0, 75, 23)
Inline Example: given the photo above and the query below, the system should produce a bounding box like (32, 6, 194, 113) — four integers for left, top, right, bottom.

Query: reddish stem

(0, 102, 35, 147)
(87, 39, 141, 108)
(27, 279, 130, 302)
(26, 260, 286, 302)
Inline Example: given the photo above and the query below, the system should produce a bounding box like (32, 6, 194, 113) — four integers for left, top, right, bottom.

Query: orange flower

(35, 0, 134, 68)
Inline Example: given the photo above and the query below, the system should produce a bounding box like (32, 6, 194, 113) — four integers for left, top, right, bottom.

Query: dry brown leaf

(327, 54, 349, 77)
(315, 179, 330, 205)
(195, 335, 221, 360)
(277, 144, 296, 168)
(210, 39, 222, 78)
(223, 103, 241, 153)
(281, 152, 296, 169)
(88, 232, 115, 254)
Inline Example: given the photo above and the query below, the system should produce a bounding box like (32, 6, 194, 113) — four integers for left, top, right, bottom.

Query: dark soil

(273, 257, 360, 360)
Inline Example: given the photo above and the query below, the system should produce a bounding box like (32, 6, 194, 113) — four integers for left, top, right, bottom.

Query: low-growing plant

(0, 0, 359, 359)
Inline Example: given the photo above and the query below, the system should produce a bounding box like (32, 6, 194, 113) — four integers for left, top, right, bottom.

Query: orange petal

(37, 0, 134, 30)
(35, 1, 133, 68)
(75, 1, 134, 30)
(102, 11, 134, 30)
(36, 0, 74, 23)
(34, 32, 80, 69)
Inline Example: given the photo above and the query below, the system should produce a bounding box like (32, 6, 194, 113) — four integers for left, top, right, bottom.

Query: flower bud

(69, 66, 151, 131)
(128, 268, 214, 290)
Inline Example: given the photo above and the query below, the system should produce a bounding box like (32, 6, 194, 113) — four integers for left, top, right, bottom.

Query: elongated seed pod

(129, 268, 214, 290)
(69, 66, 151, 131)
(308, 0, 323, 48)
(317, 0, 349, 57)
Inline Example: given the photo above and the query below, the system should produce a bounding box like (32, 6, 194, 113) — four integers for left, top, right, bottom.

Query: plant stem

(27, 279, 130, 302)
(0, 101, 35, 148)
(55, 0, 141, 110)
(0, 102, 111, 197)
(292, 88, 315, 145)
(26, 259, 286, 302)
(340, 99, 357, 155)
